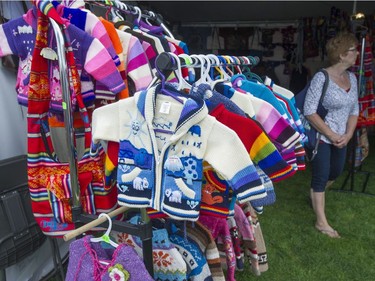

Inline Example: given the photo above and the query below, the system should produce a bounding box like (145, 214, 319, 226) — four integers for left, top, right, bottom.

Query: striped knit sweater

(215, 83, 300, 150)
(185, 221, 226, 281)
(99, 18, 129, 99)
(116, 28, 153, 92)
(52, 2, 125, 103)
(0, 8, 125, 111)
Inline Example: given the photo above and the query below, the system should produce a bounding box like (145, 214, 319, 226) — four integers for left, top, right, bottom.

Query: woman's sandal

(315, 226, 341, 238)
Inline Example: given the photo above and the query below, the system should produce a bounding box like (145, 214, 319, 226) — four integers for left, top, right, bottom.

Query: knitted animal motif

(20, 55, 32, 76)
(165, 188, 182, 203)
(202, 184, 224, 205)
(188, 125, 201, 137)
(164, 156, 184, 173)
(50, 67, 62, 101)
(133, 177, 149, 190)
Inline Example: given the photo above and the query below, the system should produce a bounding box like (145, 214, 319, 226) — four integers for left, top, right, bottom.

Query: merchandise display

(0, 0, 373, 280)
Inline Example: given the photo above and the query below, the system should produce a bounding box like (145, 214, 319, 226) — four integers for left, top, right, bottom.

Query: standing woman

(304, 32, 359, 238)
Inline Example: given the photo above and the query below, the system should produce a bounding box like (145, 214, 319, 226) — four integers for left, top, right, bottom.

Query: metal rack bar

(49, 10, 154, 278)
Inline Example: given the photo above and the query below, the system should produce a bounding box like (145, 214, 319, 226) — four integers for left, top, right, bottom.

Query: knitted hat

(111, 216, 187, 281)
(168, 222, 213, 281)
(240, 202, 269, 273)
(185, 222, 225, 281)
(199, 214, 236, 281)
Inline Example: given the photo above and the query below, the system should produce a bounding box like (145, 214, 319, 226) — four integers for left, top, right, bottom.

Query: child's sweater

(91, 84, 266, 221)
(215, 83, 300, 150)
(0, 8, 124, 111)
(65, 235, 154, 281)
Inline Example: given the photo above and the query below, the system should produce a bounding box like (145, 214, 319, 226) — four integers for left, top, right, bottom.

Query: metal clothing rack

(49, 15, 154, 277)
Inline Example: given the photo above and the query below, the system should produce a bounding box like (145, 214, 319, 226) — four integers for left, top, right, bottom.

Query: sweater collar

(136, 83, 208, 139)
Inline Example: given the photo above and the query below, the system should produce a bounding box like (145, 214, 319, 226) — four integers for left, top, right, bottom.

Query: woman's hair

(326, 32, 359, 64)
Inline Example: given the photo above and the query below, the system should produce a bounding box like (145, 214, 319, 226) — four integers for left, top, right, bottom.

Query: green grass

(236, 133, 375, 281)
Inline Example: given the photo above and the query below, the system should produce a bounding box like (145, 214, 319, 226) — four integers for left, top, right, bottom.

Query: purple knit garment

(66, 235, 154, 281)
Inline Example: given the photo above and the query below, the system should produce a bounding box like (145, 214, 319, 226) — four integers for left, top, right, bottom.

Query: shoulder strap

(318, 69, 329, 104)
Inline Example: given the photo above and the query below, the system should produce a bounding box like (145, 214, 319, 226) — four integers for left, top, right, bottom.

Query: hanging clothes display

(0, 0, 328, 280)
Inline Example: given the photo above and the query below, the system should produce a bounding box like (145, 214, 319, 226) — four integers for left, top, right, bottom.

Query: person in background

(304, 32, 359, 238)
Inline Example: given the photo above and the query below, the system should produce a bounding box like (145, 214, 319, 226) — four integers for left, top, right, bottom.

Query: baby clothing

(168, 223, 213, 281)
(112, 227, 187, 281)
(65, 235, 153, 281)
(0, 7, 125, 112)
(92, 83, 266, 221)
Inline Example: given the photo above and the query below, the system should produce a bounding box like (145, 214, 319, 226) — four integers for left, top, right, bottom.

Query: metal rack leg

(142, 237, 154, 277)
(48, 237, 65, 281)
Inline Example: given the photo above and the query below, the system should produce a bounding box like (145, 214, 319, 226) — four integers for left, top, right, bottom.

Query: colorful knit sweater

(52, 1, 119, 65)
(185, 221, 225, 281)
(215, 83, 300, 150)
(65, 235, 154, 281)
(231, 75, 294, 125)
(116, 28, 153, 92)
(168, 223, 213, 281)
(99, 17, 129, 100)
(0, 8, 124, 111)
(91, 84, 266, 221)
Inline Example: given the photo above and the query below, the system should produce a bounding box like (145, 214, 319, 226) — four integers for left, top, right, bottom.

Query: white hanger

(264, 76, 294, 99)
(146, 10, 156, 26)
(90, 213, 119, 248)
(199, 54, 214, 85)
(168, 52, 192, 90)
(206, 54, 231, 81)
(133, 6, 142, 25)
(190, 54, 212, 85)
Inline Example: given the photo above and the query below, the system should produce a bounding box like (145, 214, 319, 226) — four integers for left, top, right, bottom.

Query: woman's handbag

(27, 10, 117, 237)
(295, 69, 329, 161)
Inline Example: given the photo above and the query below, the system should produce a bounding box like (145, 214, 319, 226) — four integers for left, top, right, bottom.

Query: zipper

(153, 143, 169, 211)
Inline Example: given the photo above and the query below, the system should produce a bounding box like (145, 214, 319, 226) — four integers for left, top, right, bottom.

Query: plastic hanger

(206, 54, 230, 88)
(178, 54, 195, 84)
(190, 54, 206, 85)
(231, 56, 242, 74)
(240, 56, 263, 83)
(198, 54, 215, 85)
(168, 52, 192, 91)
(90, 213, 119, 248)
(133, 6, 142, 26)
(154, 52, 185, 104)
(221, 55, 234, 77)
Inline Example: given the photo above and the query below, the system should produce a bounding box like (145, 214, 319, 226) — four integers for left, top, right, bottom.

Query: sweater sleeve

(84, 38, 125, 98)
(204, 120, 266, 203)
(0, 25, 15, 57)
(249, 94, 300, 150)
(88, 14, 120, 66)
(125, 35, 153, 91)
(91, 100, 121, 144)
(211, 105, 295, 182)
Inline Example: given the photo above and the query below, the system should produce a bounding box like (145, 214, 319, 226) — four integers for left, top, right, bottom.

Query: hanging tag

(159, 101, 171, 114)
(40, 47, 58, 60)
